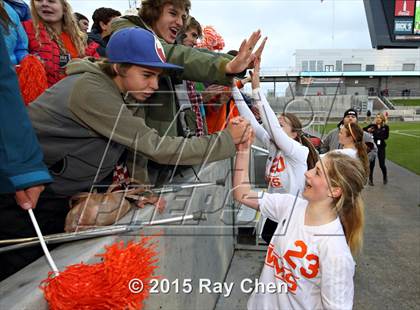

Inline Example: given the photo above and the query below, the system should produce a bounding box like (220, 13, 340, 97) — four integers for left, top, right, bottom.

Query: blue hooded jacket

(0, 31, 52, 194)
(4, 0, 30, 21)
(1, 1, 28, 65)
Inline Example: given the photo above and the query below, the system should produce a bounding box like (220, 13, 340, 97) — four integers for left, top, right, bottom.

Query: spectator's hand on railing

(227, 116, 252, 145)
(137, 195, 166, 214)
(225, 31, 267, 74)
(15, 185, 45, 210)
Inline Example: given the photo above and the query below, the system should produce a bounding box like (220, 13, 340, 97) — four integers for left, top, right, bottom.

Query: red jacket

(23, 20, 98, 87)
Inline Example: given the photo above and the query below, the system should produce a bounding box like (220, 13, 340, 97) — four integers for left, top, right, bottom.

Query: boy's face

(78, 19, 89, 33)
(343, 114, 357, 125)
(100, 16, 120, 37)
(152, 4, 187, 43)
(182, 26, 200, 47)
(119, 65, 162, 101)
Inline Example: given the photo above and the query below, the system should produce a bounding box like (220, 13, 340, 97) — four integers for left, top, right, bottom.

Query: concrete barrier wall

(0, 159, 236, 310)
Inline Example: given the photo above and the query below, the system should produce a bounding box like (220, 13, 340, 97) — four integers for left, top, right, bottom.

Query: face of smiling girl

(303, 159, 332, 202)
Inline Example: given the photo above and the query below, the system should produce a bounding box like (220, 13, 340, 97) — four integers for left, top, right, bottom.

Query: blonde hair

(30, 0, 86, 56)
(343, 123, 369, 179)
(376, 112, 386, 126)
(324, 152, 365, 256)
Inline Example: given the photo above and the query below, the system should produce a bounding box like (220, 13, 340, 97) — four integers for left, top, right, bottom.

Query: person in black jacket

(88, 7, 121, 57)
(364, 113, 389, 185)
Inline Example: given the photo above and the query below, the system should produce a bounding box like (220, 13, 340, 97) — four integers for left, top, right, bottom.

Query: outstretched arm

(232, 86, 270, 146)
(251, 58, 303, 157)
(233, 136, 260, 210)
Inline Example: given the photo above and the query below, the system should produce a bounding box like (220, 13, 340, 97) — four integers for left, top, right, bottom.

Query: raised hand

(236, 128, 255, 151)
(254, 37, 267, 64)
(227, 116, 252, 145)
(202, 84, 230, 105)
(225, 31, 267, 74)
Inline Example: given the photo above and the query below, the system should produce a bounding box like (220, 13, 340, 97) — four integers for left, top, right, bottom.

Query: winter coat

(110, 16, 235, 138)
(363, 124, 389, 148)
(22, 20, 98, 87)
(4, 0, 30, 21)
(0, 31, 51, 193)
(1, 1, 28, 65)
(27, 59, 236, 197)
(87, 28, 107, 57)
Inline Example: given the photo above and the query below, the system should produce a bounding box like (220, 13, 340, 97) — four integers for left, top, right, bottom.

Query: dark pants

(261, 218, 278, 244)
(0, 194, 68, 281)
(370, 146, 387, 181)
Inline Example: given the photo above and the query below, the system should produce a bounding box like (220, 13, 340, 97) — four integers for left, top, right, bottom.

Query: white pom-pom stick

(28, 209, 59, 275)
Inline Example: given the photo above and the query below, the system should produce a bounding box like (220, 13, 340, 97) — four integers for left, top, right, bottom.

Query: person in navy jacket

(0, 30, 52, 280)
(4, 0, 30, 22)
(0, 30, 51, 203)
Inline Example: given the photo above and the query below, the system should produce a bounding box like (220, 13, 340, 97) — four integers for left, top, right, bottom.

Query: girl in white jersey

(232, 58, 318, 242)
(233, 138, 365, 310)
(329, 122, 369, 179)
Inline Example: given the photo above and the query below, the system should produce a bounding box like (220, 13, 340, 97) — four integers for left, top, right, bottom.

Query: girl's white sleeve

(232, 87, 270, 146)
(253, 88, 307, 161)
(320, 253, 355, 310)
(258, 193, 299, 223)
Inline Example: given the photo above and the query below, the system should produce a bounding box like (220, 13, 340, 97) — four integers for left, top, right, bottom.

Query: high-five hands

(227, 116, 253, 145)
(236, 128, 255, 152)
(225, 30, 267, 74)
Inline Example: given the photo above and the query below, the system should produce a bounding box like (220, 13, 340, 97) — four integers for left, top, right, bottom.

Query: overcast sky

(67, 0, 372, 94)
(69, 0, 372, 67)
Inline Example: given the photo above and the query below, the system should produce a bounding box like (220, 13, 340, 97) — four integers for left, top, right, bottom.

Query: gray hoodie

(28, 60, 236, 197)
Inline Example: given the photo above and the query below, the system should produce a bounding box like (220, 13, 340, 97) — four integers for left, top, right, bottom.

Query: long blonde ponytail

(325, 152, 365, 256)
(345, 123, 369, 180)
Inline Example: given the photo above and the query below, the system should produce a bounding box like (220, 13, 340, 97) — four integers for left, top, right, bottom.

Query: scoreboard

(364, 0, 420, 48)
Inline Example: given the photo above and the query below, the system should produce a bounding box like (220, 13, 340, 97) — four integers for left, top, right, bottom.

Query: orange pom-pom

(41, 237, 159, 310)
(16, 55, 48, 106)
(196, 26, 225, 51)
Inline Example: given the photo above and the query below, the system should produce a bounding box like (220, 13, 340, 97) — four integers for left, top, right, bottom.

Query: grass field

(316, 121, 420, 175)
(386, 122, 420, 175)
(392, 99, 420, 106)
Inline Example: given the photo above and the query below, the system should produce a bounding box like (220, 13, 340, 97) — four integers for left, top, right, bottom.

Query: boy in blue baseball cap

(0, 27, 252, 278)
(105, 27, 183, 102)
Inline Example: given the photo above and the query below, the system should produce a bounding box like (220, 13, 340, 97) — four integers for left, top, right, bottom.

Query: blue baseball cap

(106, 27, 183, 70)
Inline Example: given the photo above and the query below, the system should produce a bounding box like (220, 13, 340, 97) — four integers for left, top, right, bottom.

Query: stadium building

(261, 48, 420, 123)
